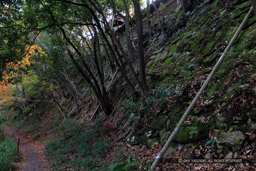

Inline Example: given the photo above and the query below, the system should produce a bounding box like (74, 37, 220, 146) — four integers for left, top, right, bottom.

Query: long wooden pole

(151, 6, 254, 170)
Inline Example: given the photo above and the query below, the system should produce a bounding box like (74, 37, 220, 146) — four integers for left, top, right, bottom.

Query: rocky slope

(119, 0, 256, 169)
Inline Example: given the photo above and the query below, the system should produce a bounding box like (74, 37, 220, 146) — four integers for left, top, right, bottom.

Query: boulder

(175, 125, 208, 144)
(159, 128, 166, 138)
(218, 131, 245, 146)
(204, 153, 212, 159)
(249, 108, 256, 121)
(224, 152, 233, 159)
(160, 131, 169, 145)
(247, 118, 253, 128)
(252, 141, 256, 148)
(166, 146, 176, 154)
(216, 116, 227, 129)
(234, 152, 238, 158)
(147, 138, 158, 148)
(149, 115, 168, 131)
(126, 135, 139, 146)
(182, 148, 195, 159)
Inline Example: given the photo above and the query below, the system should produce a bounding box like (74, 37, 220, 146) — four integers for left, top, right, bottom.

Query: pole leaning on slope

(151, 6, 254, 170)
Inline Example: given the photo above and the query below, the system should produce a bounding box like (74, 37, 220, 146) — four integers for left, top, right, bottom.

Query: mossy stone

(160, 132, 170, 145)
(149, 115, 168, 131)
(175, 124, 208, 144)
(139, 135, 149, 146)
(217, 131, 245, 146)
(163, 58, 172, 67)
(156, 49, 169, 62)
(175, 127, 195, 143)
(147, 138, 158, 148)
(202, 41, 216, 56)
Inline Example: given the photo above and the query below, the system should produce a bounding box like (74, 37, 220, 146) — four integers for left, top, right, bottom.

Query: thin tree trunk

(146, 0, 152, 37)
(85, 0, 138, 95)
(91, 25, 107, 95)
(50, 89, 66, 116)
(60, 0, 138, 96)
(121, 0, 145, 93)
(133, 0, 148, 96)
(67, 48, 113, 115)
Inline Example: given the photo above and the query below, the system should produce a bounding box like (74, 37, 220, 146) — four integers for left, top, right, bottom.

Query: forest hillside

(0, 0, 256, 170)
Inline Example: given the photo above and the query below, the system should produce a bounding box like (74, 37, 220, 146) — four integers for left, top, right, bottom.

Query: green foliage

(0, 126, 4, 141)
(159, 2, 166, 12)
(123, 101, 139, 115)
(0, 3, 29, 80)
(109, 161, 136, 171)
(175, 125, 208, 144)
(122, 87, 172, 130)
(0, 115, 7, 124)
(104, 0, 133, 14)
(45, 119, 111, 170)
(188, 126, 199, 135)
(109, 154, 136, 171)
(140, 87, 171, 114)
(205, 137, 218, 148)
(10, 117, 41, 135)
(149, 115, 168, 131)
(143, 161, 152, 171)
(0, 137, 18, 170)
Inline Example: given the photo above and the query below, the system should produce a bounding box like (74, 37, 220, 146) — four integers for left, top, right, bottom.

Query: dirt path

(3, 125, 50, 171)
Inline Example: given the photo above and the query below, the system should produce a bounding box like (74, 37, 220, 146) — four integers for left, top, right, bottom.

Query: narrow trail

(3, 125, 50, 171)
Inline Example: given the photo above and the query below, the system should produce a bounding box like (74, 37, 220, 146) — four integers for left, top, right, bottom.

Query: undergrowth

(0, 131, 18, 171)
(45, 119, 111, 170)
(109, 154, 136, 171)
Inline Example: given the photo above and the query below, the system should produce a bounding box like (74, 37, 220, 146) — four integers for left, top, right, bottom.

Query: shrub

(109, 154, 136, 171)
(0, 137, 17, 170)
(45, 119, 111, 170)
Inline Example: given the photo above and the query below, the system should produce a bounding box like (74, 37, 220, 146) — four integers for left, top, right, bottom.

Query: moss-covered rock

(127, 135, 139, 146)
(160, 132, 170, 145)
(149, 115, 168, 131)
(145, 0, 256, 149)
(147, 138, 158, 148)
(175, 127, 196, 144)
(138, 135, 149, 146)
(167, 107, 184, 130)
(175, 124, 209, 144)
(155, 49, 169, 62)
(217, 131, 245, 146)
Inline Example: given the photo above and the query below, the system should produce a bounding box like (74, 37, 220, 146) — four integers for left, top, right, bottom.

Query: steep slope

(146, 0, 256, 143)
(1, 0, 255, 170)
(117, 0, 256, 169)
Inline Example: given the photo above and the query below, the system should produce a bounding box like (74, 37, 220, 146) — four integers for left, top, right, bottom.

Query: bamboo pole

(151, 6, 254, 170)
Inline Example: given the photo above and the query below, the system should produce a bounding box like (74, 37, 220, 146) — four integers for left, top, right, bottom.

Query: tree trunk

(121, 0, 145, 93)
(85, 0, 138, 96)
(146, 0, 152, 37)
(66, 48, 113, 115)
(133, 0, 148, 96)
